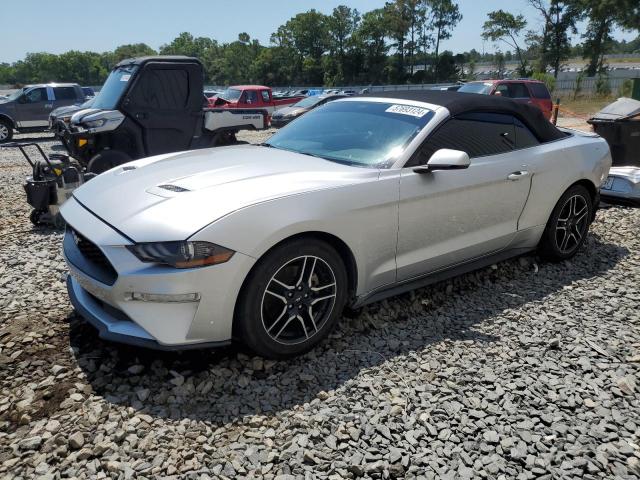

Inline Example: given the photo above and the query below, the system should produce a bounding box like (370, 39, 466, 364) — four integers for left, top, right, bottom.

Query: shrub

(532, 72, 556, 93)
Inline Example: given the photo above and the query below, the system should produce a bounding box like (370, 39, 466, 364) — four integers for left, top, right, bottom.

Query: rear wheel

(87, 150, 130, 174)
(236, 239, 348, 358)
(538, 185, 593, 261)
(0, 119, 13, 143)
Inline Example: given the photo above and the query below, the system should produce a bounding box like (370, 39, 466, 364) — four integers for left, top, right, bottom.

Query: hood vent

(158, 184, 190, 193)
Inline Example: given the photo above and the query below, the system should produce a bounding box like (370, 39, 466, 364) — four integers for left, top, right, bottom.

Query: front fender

(189, 176, 401, 296)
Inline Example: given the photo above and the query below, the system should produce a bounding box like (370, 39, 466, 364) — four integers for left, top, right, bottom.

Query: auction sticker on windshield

(385, 104, 430, 118)
(120, 74, 131, 82)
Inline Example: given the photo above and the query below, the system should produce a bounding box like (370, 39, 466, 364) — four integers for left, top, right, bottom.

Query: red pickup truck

(207, 85, 304, 115)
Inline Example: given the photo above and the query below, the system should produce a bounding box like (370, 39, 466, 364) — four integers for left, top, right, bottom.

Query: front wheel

(87, 150, 130, 174)
(538, 184, 593, 261)
(0, 119, 13, 143)
(235, 239, 348, 359)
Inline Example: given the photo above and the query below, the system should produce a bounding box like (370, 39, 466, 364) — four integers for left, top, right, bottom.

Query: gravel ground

(0, 131, 639, 480)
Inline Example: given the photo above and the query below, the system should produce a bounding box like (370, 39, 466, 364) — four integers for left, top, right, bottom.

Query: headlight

(126, 241, 234, 268)
(83, 118, 107, 129)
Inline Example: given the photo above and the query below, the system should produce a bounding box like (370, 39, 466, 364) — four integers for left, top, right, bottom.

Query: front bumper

(67, 276, 228, 350)
(61, 198, 256, 350)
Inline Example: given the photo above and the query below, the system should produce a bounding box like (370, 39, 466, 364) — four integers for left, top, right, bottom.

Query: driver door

(396, 113, 532, 281)
(15, 87, 53, 128)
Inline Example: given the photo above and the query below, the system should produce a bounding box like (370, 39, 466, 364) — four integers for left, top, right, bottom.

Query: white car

(61, 92, 612, 358)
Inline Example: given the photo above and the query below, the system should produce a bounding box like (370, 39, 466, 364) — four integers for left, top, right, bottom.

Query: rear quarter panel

(517, 131, 611, 231)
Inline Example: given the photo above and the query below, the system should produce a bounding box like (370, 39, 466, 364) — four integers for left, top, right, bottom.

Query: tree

(482, 10, 530, 77)
(528, 0, 577, 78)
(113, 43, 157, 62)
(159, 32, 216, 60)
(573, 0, 640, 77)
(428, 0, 462, 81)
(327, 6, 361, 84)
(355, 8, 390, 84)
(274, 10, 331, 84)
(384, 0, 412, 82)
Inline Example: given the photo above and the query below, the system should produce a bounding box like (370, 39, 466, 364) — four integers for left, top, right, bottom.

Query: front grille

(65, 226, 118, 285)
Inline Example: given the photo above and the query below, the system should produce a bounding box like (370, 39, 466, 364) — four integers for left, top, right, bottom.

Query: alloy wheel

(555, 194, 589, 254)
(0, 124, 8, 141)
(260, 255, 337, 345)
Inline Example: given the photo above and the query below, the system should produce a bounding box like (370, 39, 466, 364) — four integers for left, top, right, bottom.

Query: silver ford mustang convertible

(61, 91, 612, 358)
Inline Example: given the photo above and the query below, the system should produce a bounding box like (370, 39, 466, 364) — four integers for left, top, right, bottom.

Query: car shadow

(68, 234, 628, 424)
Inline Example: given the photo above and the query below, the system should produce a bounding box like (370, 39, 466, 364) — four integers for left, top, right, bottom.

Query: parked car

(0, 83, 85, 142)
(271, 94, 347, 128)
(82, 87, 96, 99)
(204, 89, 222, 99)
(340, 89, 359, 96)
(61, 91, 610, 358)
(208, 85, 304, 114)
(49, 98, 94, 143)
(431, 84, 462, 92)
(458, 79, 553, 119)
(61, 56, 269, 173)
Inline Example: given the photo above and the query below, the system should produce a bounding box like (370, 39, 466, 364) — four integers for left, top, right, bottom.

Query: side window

(245, 90, 258, 104)
(260, 90, 270, 103)
(508, 83, 530, 98)
(514, 117, 540, 149)
(529, 83, 551, 99)
(53, 87, 77, 101)
(494, 84, 509, 97)
(412, 113, 515, 165)
(130, 68, 189, 109)
(24, 88, 47, 103)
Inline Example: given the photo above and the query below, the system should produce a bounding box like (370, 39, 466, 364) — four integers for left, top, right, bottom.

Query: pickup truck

(62, 56, 269, 173)
(0, 83, 85, 142)
(208, 85, 304, 115)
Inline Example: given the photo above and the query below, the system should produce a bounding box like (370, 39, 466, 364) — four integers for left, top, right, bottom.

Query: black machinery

(3, 143, 88, 228)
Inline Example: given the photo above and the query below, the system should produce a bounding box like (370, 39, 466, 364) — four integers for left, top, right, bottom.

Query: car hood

(274, 106, 306, 117)
(70, 145, 377, 243)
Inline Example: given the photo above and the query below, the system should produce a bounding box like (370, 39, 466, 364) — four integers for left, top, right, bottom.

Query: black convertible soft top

(363, 90, 566, 143)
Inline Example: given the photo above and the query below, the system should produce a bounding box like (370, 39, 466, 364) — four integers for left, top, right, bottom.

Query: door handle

(508, 171, 529, 181)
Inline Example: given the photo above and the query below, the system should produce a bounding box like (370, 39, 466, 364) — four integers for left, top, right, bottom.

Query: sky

(1, 0, 636, 63)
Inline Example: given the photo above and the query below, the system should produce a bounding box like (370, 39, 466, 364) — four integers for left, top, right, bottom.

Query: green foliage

(0, 1, 637, 88)
(576, 0, 640, 76)
(595, 72, 611, 96)
(532, 71, 556, 92)
(482, 10, 531, 77)
(618, 79, 633, 97)
(573, 72, 584, 99)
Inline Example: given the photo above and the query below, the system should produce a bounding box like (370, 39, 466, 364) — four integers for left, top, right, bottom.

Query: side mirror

(413, 149, 470, 174)
(493, 90, 502, 96)
(17, 95, 27, 104)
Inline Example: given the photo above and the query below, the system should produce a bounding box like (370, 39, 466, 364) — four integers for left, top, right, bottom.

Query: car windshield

(458, 82, 494, 95)
(3, 88, 24, 102)
(293, 96, 323, 108)
(265, 100, 435, 168)
(92, 65, 138, 110)
(219, 88, 242, 102)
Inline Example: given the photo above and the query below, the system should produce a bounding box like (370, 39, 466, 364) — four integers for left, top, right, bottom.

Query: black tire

(87, 150, 130, 174)
(0, 119, 13, 143)
(235, 238, 348, 359)
(538, 184, 593, 261)
(29, 210, 45, 226)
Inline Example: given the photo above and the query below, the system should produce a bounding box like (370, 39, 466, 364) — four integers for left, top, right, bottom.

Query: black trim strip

(71, 196, 136, 244)
(352, 247, 533, 308)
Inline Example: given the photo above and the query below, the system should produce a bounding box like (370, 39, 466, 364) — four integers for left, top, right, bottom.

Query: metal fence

(553, 76, 637, 97)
